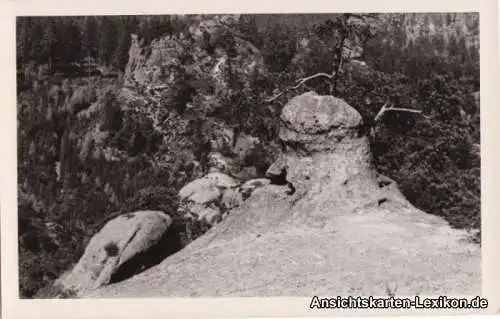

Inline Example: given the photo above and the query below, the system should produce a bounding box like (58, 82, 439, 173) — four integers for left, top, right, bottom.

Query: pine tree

(27, 19, 45, 65)
(448, 35, 460, 57)
(39, 18, 58, 71)
(16, 17, 35, 66)
(83, 16, 99, 58)
(431, 32, 445, 54)
(98, 16, 119, 66)
(65, 20, 83, 63)
(111, 17, 133, 71)
(137, 16, 152, 42)
(434, 14, 443, 28)
(446, 13, 453, 26)
(238, 15, 261, 47)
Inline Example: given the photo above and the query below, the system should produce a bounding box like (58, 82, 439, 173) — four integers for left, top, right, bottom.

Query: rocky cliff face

(83, 92, 480, 298)
(118, 14, 269, 176)
(122, 14, 265, 116)
(381, 13, 479, 52)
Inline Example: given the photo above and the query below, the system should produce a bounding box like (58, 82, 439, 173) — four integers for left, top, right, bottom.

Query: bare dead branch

(373, 102, 390, 122)
(385, 107, 423, 114)
(266, 13, 379, 104)
(373, 102, 424, 124)
(265, 72, 336, 103)
(370, 102, 427, 137)
(265, 91, 286, 103)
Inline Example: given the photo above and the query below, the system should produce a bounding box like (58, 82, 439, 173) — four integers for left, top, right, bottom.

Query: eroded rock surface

(221, 178, 271, 213)
(54, 211, 172, 296)
(85, 92, 480, 298)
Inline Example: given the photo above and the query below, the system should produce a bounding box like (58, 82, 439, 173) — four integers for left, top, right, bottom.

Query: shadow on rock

(108, 221, 185, 285)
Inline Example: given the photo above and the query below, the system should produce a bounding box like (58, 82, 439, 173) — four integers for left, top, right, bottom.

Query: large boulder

(85, 92, 480, 298)
(179, 172, 238, 204)
(178, 172, 239, 225)
(53, 211, 172, 296)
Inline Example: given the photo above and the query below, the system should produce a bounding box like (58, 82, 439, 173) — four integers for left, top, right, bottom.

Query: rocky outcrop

(84, 92, 480, 298)
(53, 211, 172, 296)
(119, 14, 268, 180)
(123, 15, 266, 113)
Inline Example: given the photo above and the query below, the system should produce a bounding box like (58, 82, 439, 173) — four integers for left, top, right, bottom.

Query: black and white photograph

(3, 0, 499, 315)
(14, 12, 484, 300)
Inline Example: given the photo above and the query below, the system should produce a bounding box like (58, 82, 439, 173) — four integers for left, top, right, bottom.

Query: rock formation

(53, 211, 172, 296)
(82, 92, 479, 298)
(117, 14, 268, 180)
(179, 171, 272, 225)
(178, 172, 238, 225)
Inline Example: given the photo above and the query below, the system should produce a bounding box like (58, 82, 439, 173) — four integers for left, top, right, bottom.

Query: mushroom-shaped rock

(279, 91, 363, 153)
(85, 93, 480, 298)
(54, 211, 172, 295)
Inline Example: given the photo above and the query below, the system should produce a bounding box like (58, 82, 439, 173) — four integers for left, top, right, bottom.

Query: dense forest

(17, 13, 480, 298)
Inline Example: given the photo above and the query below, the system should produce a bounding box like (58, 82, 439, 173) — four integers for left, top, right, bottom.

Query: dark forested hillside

(17, 13, 480, 298)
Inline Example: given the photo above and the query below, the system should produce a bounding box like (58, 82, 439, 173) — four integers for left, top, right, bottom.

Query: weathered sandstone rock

(54, 211, 172, 295)
(179, 172, 238, 204)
